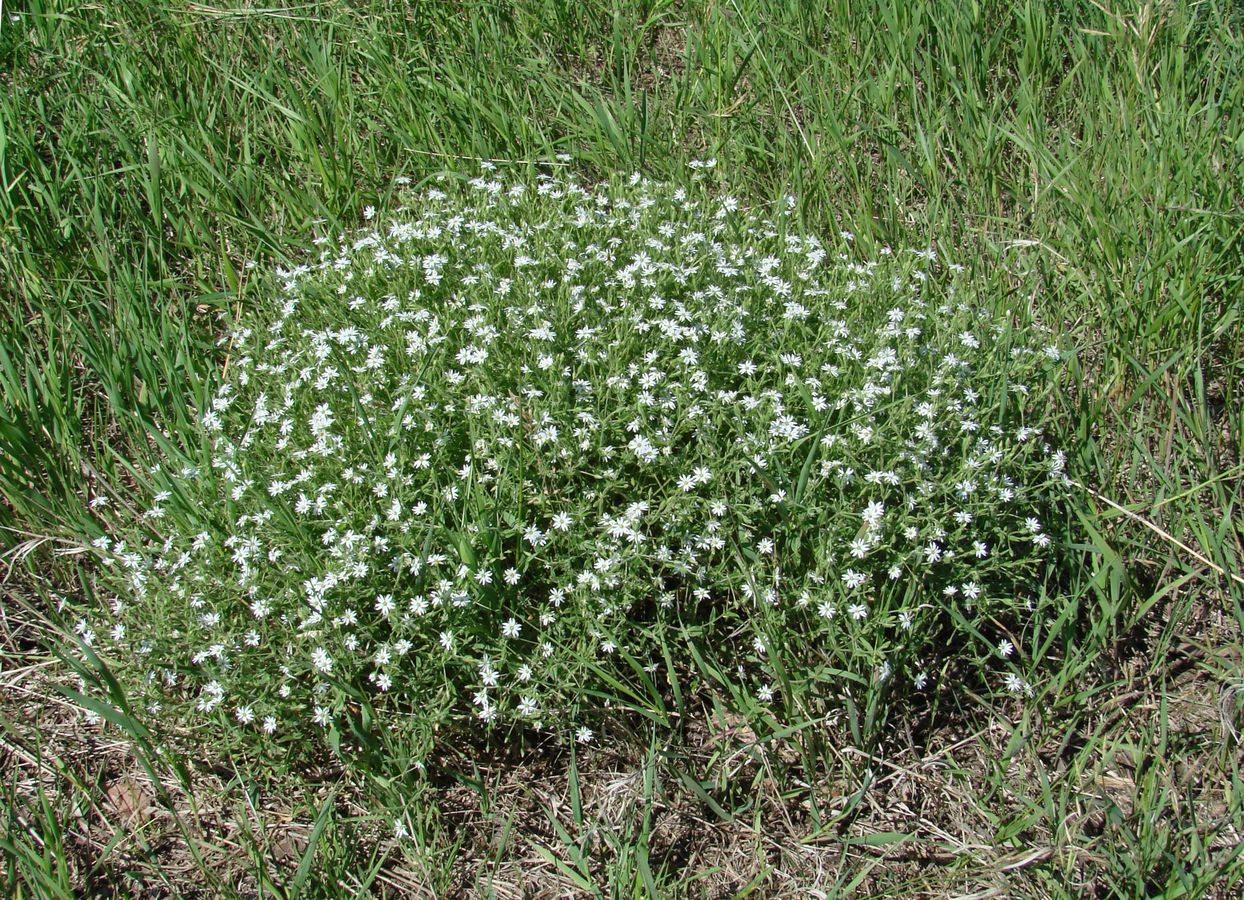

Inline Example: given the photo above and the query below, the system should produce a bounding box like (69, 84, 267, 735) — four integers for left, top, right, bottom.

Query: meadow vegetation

(1, 0, 1241, 895)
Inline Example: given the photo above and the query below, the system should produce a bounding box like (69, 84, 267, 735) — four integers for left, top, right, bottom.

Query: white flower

(309, 403, 335, 436)
(628, 434, 658, 463)
(311, 647, 333, 675)
(78, 170, 1071, 755)
(842, 569, 867, 589)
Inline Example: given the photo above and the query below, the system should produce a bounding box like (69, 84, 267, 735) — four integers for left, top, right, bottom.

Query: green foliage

(1, 0, 1240, 546)
(1, 0, 1241, 894)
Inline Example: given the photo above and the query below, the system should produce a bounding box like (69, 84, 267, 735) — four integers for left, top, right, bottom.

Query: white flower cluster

(84, 167, 1069, 750)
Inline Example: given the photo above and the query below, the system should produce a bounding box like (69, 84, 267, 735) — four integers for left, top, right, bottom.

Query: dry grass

(4, 571, 1239, 896)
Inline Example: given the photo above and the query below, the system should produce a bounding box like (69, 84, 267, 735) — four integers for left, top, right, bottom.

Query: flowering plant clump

(81, 164, 1070, 756)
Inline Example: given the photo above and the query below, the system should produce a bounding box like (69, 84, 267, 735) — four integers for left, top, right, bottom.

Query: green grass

(1, 0, 1242, 894)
